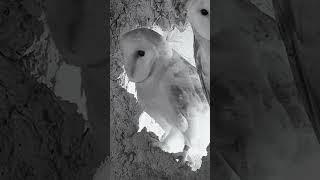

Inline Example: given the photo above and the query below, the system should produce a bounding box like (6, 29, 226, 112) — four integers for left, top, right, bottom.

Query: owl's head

(187, 0, 210, 40)
(120, 28, 172, 83)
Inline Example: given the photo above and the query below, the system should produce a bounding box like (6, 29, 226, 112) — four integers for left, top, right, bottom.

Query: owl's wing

(193, 32, 210, 105)
(166, 51, 208, 132)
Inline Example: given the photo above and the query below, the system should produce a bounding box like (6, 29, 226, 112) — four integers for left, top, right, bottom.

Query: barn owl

(187, 0, 210, 40)
(45, 0, 106, 66)
(187, 0, 210, 104)
(120, 28, 210, 169)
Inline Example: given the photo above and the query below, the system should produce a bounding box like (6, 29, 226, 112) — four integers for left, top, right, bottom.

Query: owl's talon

(173, 151, 188, 164)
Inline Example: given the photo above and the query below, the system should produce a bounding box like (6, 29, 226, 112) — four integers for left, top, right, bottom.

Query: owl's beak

(125, 62, 134, 80)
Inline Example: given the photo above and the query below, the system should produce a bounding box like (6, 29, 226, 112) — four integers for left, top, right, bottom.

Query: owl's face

(187, 0, 210, 40)
(120, 28, 171, 83)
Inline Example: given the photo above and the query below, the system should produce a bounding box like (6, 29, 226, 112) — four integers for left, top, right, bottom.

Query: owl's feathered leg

(152, 126, 182, 152)
(152, 141, 171, 152)
(173, 145, 191, 165)
(170, 131, 193, 165)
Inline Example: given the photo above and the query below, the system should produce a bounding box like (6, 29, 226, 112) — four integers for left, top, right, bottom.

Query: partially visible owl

(187, 0, 210, 104)
(120, 28, 210, 169)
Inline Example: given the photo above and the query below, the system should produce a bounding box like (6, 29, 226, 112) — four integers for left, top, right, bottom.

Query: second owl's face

(120, 38, 158, 83)
(187, 0, 210, 40)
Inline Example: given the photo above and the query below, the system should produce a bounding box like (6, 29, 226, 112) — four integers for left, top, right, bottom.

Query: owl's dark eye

(200, 9, 209, 16)
(137, 50, 145, 57)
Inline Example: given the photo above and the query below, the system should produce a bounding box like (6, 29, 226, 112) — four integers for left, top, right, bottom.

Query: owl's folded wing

(167, 54, 208, 132)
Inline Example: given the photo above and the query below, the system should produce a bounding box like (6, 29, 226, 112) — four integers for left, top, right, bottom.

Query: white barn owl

(187, 0, 210, 104)
(120, 28, 210, 169)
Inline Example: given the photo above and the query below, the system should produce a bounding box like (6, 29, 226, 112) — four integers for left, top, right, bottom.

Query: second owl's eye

(137, 50, 145, 57)
(200, 9, 209, 16)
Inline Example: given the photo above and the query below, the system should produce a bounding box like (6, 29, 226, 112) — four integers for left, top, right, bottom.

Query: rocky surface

(213, 0, 320, 179)
(0, 1, 95, 179)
